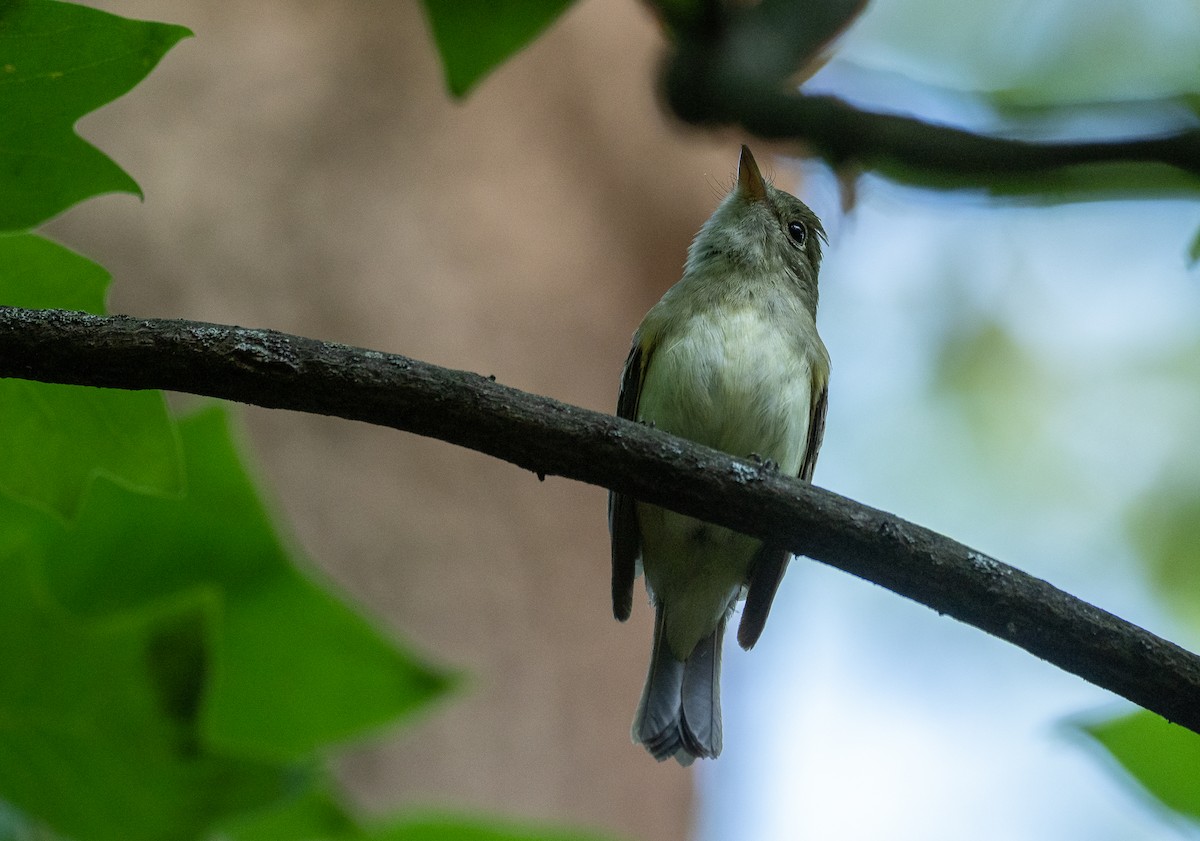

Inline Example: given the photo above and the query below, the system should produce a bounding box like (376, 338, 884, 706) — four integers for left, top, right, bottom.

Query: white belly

(635, 307, 813, 658)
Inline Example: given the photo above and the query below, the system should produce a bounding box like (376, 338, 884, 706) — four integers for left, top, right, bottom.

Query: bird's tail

(632, 605, 724, 765)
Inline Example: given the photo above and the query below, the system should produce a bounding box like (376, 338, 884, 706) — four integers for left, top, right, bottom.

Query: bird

(609, 145, 830, 764)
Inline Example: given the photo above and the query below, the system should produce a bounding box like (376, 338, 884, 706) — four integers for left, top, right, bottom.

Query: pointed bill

(737, 144, 768, 202)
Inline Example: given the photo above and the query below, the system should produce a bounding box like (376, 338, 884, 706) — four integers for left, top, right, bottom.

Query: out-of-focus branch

(3, 305, 1200, 733)
(658, 0, 1200, 190)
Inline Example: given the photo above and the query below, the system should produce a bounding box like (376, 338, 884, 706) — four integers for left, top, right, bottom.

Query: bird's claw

(747, 453, 778, 472)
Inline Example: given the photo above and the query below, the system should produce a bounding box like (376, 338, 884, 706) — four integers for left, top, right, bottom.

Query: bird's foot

(747, 453, 778, 472)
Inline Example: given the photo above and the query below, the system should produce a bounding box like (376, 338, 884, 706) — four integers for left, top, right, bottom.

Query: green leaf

(0, 549, 298, 841)
(0, 0, 191, 230)
(0, 234, 184, 517)
(215, 782, 358, 841)
(40, 407, 457, 761)
(350, 813, 620, 841)
(1078, 710, 1200, 821)
(0, 377, 184, 516)
(211, 565, 456, 760)
(420, 0, 574, 97)
(0, 232, 107, 311)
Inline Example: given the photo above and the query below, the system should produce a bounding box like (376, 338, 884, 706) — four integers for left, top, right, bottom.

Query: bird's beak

(737, 145, 768, 203)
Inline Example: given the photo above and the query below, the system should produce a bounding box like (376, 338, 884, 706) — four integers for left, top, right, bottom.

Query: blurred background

(45, 1, 1200, 840)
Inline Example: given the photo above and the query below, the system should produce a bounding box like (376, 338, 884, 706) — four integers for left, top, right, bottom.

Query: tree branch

(735, 91, 1200, 181)
(659, 1, 1200, 191)
(3, 306, 1199, 731)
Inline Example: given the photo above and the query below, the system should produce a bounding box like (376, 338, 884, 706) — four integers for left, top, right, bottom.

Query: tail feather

(633, 606, 724, 764)
(632, 605, 685, 761)
(738, 546, 789, 650)
(680, 618, 724, 760)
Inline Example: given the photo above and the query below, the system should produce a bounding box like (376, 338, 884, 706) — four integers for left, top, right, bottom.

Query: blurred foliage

(345, 815, 619, 841)
(214, 785, 357, 841)
(931, 318, 1048, 461)
(827, 1, 1200, 200)
(30, 406, 455, 762)
(0, 230, 454, 836)
(1126, 478, 1200, 632)
(839, 0, 1200, 104)
(0, 3, 612, 840)
(1189, 227, 1200, 267)
(0, 545, 297, 841)
(981, 163, 1200, 205)
(419, 0, 575, 97)
(219, 801, 621, 841)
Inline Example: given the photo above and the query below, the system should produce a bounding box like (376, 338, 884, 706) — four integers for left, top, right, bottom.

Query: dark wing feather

(737, 545, 788, 650)
(737, 380, 829, 649)
(799, 382, 828, 482)
(609, 340, 648, 621)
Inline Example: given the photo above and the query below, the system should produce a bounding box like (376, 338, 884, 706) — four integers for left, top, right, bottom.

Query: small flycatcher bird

(609, 145, 830, 764)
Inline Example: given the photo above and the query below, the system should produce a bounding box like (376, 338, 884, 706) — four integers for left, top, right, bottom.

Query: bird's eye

(786, 220, 807, 245)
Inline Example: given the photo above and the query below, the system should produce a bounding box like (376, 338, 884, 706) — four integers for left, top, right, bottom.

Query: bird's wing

(609, 338, 651, 621)
(799, 376, 829, 482)
(737, 373, 829, 649)
(737, 543, 788, 650)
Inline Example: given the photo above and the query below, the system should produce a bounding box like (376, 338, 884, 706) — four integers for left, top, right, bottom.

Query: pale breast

(637, 307, 814, 474)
